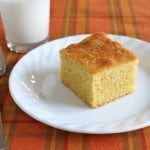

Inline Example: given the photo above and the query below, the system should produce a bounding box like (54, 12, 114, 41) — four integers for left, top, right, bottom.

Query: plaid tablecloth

(0, 0, 150, 149)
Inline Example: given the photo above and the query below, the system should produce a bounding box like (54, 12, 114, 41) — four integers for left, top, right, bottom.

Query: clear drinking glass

(0, 46, 6, 76)
(0, 0, 50, 53)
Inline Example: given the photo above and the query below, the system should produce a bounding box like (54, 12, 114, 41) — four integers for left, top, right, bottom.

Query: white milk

(0, 0, 50, 44)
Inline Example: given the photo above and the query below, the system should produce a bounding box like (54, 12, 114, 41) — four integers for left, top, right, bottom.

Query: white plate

(9, 34, 150, 134)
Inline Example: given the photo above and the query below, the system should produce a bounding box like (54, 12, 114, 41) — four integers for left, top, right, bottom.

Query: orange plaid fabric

(0, 0, 150, 149)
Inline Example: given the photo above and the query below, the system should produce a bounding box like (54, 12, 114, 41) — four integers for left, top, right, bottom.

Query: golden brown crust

(60, 32, 138, 73)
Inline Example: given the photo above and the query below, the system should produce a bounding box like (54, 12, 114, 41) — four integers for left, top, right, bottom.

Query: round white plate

(9, 34, 150, 134)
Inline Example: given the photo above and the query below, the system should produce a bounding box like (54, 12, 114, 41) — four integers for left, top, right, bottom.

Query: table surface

(0, 0, 150, 150)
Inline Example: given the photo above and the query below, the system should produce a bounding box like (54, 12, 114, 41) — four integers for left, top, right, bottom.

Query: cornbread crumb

(60, 33, 139, 108)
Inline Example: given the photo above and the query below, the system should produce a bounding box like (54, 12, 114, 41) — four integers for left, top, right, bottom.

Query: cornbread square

(60, 33, 139, 108)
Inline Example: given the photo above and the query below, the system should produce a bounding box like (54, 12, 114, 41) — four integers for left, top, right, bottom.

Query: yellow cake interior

(60, 33, 139, 108)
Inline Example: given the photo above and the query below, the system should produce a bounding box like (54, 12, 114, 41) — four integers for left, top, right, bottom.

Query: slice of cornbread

(60, 33, 139, 108)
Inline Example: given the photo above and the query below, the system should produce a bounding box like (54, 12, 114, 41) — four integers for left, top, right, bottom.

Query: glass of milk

(0, 0, 50, 53)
